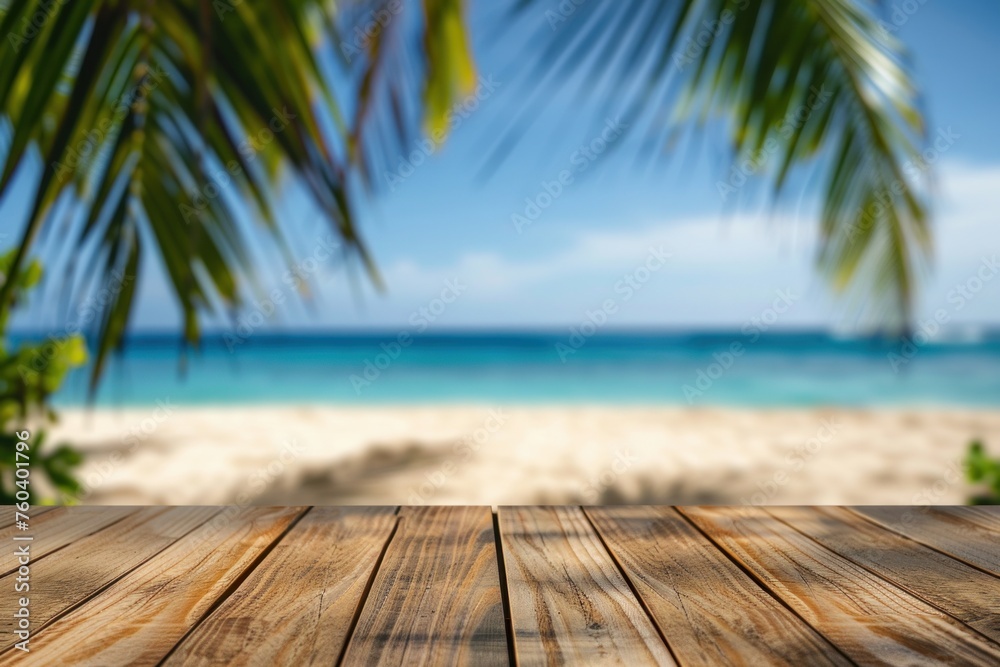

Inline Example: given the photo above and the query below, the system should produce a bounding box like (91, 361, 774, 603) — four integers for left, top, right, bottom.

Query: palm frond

(0, 0, 935, 398)
(0, 0, 476, 393)
(504, 0, 930, 329)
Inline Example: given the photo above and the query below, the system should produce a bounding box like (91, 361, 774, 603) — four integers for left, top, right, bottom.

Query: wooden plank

(164, 507, 398, 666)
(770, 506, 1000, 643)
(933, 506, 1000, 533)
(851, 506, 1000, 577)
(587, 506, 850, 666)
(500, 506, 676, 666)
(0, 506, 136, 576)
(0, 506, 56, 530)
(0, 507, 56, 545)
(0, 506, 304, 666)
(0, 506, 219, 652)
(680, 506, 1000, 666)
(340, 506, 507, 667)
(971, 506, 1000, 516)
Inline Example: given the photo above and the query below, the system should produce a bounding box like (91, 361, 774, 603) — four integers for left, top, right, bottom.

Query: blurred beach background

(28, 330, 1000, 505)
(3, 0, 1000, 506)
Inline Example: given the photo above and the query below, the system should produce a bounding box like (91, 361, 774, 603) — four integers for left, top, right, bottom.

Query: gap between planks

(6, 506, 998, 667)
(580, 508, 681, 666)
(679, 506, 1000, 666)
(155, 506, 315, 666)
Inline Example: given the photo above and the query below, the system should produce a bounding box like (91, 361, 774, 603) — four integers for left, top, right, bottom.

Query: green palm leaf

(501, 0, 930, 329)
(0, 0, 475, 393)
(0, 0, 932, 397)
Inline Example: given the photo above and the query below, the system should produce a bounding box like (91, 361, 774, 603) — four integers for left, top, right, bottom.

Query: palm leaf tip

(509, 0, 931, 330)
(0, 0, 436, 388)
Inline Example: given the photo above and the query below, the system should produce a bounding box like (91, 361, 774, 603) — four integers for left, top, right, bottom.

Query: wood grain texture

(2, 505, 998, 665)
(770, 506, 1000, 643)
(968, 506, 1000, 516)
(932, 505, 1000, 533)
(680, 506, 1000, 666)
(851, 506, 1000, 577)
(0, 506, 219, 652)
(0, 506, 304, 667)
(0, 506, 56, 530)
(0, 506, 135, 576)
(340, 506, 508, 667)
(0, 507, 57, 560)
(587, 506, 849, 667)
(500, 506, 676, 666)
(164, 506, 398, 666)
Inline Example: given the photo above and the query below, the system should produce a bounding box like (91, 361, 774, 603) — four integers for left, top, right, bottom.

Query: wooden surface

(340, 506, 508, 666)
(0, 506, 997, 666)
(586, 506, 851, 666)
(500, 506, 675, 666)
(166, 507, 397, 666)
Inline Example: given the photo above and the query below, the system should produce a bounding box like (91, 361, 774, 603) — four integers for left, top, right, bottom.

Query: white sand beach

(41, 405, 998, 506)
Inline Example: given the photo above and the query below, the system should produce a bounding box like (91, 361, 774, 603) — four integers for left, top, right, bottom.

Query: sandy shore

(41, 404, 998, 506)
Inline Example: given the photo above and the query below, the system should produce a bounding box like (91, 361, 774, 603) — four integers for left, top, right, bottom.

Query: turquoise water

(34, 330, 1000, 408)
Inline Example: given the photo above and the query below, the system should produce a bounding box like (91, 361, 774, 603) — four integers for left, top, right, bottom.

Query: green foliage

(0, 0, 930, 396)
(965, 440, 1000, 506)
(0, 0, 477, 393)
(0, 250, 86, 504)
(509, 0, 930, 330)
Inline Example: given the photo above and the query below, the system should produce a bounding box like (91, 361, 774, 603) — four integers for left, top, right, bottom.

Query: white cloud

(367, 159, 1000, 327)
(384, 213, 812, 296)
(113, 159, 1000, 330)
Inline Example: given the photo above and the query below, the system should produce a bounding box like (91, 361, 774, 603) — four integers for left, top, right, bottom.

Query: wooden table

(1, 506, 999, 665)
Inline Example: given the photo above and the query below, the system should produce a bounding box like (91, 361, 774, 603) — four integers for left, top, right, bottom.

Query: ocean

(39, 330, 1000, 408)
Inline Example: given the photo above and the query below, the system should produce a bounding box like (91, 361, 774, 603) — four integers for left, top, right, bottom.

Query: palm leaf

(501, 0, 930, 330)
(0, 0, 476, 393)
(0, 0, 933, 401)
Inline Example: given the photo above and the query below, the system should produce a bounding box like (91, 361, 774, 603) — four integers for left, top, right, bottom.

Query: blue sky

(6, 0, 1000, 333)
